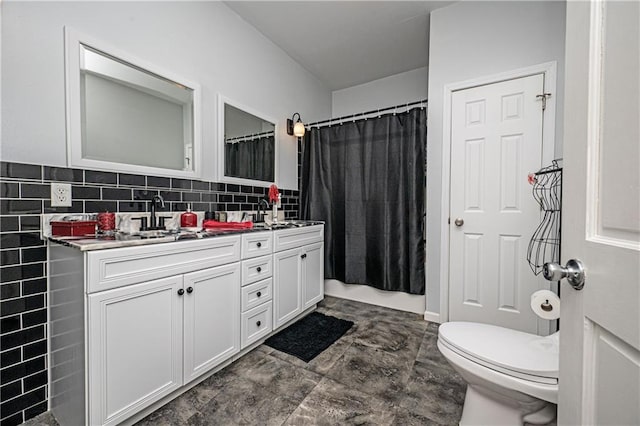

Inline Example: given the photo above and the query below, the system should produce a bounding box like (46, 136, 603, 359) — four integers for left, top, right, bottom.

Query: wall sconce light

(287, 112, 306, 137)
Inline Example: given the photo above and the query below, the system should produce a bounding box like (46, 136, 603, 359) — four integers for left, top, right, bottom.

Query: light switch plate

(51, 182, 72, 207)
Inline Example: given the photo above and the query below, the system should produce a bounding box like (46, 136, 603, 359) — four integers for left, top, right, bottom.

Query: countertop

(47, 221, 324, 251)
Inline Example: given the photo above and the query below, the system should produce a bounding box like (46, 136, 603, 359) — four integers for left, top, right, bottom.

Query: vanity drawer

(273, 225, 324, 252)
(241, 232, 273, 259)
(241, 254, 273, 286)
(86, 236, 241, 293)
(241, 302, 273, 348)
(241, 278, 273, 312)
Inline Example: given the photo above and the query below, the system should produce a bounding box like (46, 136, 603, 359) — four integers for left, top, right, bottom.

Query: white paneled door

(449, 74, 547, 334)
(559, 1, 640, 424)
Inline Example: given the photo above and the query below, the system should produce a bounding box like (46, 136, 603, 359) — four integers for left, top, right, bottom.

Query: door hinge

(536, 93, 552, 110)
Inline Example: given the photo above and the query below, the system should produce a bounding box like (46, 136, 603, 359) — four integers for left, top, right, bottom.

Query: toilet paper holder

(540, 301, 554, 312)
(543, 259, 585, 290)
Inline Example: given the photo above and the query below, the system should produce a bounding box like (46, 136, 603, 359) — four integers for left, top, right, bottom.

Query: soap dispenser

(181, 204, 198, 228)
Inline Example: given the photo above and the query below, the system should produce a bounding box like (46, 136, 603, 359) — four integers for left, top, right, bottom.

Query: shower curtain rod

(225, 130, 274, 143)
(305, 98, 427, 128)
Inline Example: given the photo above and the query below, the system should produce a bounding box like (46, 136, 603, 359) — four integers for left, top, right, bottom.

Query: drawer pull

(256, 242, 262, 248)
(256, 291, 262, 297)
(186, 286, 193, 294)
(177, 288, 185, 296)
(256, 320, 262, 327)
(256, 266, 262, 273)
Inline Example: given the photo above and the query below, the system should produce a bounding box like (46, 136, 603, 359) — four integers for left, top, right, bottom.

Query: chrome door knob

(454, 218, 464, 227)
(543, 259, 585, 290)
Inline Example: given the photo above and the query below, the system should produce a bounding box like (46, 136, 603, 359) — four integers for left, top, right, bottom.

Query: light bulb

(293, 121, 305, 137)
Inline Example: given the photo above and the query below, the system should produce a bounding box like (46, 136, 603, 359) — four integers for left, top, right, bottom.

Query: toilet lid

(438, 322, 559, 380)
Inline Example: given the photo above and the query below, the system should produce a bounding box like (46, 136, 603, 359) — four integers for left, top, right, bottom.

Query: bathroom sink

(116, 229, 179, 240)
(252, 221, 302, 230)
(252, 220, 319, 230)
(270, 221, 309, 229)
(252, 222, 272, 230)
(139, 230, 179, 238)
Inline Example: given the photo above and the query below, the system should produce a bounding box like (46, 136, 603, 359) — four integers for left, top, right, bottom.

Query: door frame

(438, 61, 558, 323)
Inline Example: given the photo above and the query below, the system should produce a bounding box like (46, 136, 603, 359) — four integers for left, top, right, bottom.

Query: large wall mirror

(218, 96, 277, 185)
(65, 28, 201, 177)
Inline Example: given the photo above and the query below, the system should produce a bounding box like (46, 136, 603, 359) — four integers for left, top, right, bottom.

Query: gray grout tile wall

(0, 160, 300, 426)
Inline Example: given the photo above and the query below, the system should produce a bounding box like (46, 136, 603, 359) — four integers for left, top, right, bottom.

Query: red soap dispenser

(180, 204, 198, 228)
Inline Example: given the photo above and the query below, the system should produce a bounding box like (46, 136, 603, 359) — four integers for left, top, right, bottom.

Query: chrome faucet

(257, 199, 269, 223)
(149, 194, 165, 230)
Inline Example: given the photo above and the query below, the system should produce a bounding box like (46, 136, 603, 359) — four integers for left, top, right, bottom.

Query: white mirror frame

(64, 27, 202, 178)
(217, 94, 279, 186)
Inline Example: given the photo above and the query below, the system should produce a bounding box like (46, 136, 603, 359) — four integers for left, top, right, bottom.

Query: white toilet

(437, 322, 559, 426)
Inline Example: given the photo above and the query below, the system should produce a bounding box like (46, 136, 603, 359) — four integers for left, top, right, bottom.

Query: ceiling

(225, 1, 455, 91)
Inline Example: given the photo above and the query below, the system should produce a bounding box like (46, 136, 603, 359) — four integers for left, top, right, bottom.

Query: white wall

(331, 66, 428, 117)
(425, 1, 566, 315)
(1, 1, 331, 189)
(328, 67, 429, 315)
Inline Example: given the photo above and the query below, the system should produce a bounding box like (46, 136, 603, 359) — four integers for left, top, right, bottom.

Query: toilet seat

(438, 322, 558, 385)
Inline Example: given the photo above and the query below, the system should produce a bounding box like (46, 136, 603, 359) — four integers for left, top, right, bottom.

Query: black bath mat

(265, 312, 353, 362)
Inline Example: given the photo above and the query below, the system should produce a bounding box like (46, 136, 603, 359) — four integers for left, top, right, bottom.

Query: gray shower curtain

(300, 108, 426, 295)
(225, 135, 275, 182)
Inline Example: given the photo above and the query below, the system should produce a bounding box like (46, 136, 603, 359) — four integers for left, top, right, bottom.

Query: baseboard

(423, 310, 441, 323)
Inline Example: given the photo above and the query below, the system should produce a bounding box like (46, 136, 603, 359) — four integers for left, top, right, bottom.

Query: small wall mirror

(65, 28, 201, 177)
(219, 96, 277, 185)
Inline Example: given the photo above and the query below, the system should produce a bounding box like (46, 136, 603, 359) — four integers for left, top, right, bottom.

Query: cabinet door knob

(301, 253, 307, 259)
(186, 286, 193, 294)
(256, 242, 262, 248)
(177, 288, 185, 296)
(256, 266, 262, 273)
(256, 320, 262, 327)
(256, 291, 262, 297)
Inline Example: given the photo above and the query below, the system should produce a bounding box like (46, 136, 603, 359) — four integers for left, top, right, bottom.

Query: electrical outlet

(51, 182, 72, 207)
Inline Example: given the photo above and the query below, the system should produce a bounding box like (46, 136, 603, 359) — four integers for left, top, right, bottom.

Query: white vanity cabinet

(50, 236, 241, 426)
(273, 225, 324, 330)
(49, 225, 324, 426)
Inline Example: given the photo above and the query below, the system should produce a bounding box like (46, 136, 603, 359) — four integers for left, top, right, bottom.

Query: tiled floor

(25, 297, 466, 426)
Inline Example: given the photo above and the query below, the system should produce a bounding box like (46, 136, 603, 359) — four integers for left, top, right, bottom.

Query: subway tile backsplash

(0, 160, 300, 425)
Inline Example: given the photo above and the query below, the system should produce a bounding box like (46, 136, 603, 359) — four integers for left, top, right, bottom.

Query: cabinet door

(302, 242, 324, 310)
(273, 248, 302, 329)
(183, 263, 240, 383)
(88, 276, 183, 426)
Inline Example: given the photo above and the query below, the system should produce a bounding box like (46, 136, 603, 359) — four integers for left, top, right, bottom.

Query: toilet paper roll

(530, 290, 561, 320)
